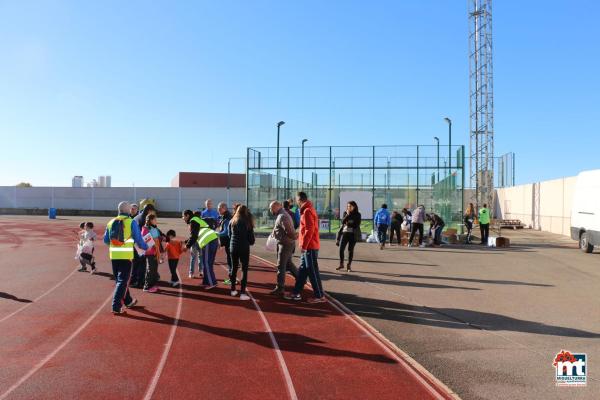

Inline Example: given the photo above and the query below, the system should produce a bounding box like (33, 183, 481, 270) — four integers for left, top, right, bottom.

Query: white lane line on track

(0, 294, 112, 400)
(0, 266, 79, 324)
(250, 254, 458, 400)
(217, 262, 298, 400)
(143, 271, 183, 400)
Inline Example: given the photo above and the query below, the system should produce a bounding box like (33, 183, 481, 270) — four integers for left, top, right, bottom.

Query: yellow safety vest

(191, 216, 218, 248)
(107, 215, 135, 260)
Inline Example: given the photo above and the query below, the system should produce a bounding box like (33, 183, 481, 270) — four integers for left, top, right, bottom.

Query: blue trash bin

(49, 208, 57, 219)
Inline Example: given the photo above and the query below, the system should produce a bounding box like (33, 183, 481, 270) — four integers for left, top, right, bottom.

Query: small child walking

(78, 222, 97, 274)
(165, 230, 186, 287)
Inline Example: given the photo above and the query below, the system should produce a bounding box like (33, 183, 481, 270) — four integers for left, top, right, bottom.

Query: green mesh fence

(246, 145, 465, 234)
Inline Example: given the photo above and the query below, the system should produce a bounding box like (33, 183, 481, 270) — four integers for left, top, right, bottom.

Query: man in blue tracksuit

(374, 204, 391, 249)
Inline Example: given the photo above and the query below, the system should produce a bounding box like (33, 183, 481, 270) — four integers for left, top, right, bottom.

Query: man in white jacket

(409, 205, 426, 247)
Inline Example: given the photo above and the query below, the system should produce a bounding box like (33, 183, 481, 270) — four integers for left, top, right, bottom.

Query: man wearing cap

(104, 201, 148, 314)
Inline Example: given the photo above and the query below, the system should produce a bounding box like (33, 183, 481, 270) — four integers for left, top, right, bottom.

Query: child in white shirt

(78, 222, 97, 274)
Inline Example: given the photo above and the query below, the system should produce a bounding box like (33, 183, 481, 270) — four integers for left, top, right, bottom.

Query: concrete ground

(252, 229, 599, 400)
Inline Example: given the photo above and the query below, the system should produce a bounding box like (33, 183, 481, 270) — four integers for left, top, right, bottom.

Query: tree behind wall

(15, 182, 32, 187)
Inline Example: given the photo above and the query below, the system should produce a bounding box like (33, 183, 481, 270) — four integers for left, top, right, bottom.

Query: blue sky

(0, 1, 598, 187)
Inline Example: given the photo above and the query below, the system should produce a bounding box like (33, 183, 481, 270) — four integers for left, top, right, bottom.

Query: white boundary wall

(0, 186, 245, 212)
(495, 176, 576, 237)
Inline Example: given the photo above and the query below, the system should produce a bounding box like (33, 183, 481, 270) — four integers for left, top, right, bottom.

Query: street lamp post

(301, 138, 308, 189)
(227, 158, 231, 206)
(444, 117, 452, 174)
(276, 121, 285, 200)
(434, 136, 440, 183)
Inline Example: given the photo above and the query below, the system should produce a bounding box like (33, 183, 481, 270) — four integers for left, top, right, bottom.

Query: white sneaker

(125, 298, 138, 308)
(231, 290, 238, 297)
(171, 281, 181, 287)
(240, 293, 250, 301)
(408, 243, 413, 248)
(188, 273, 193, 279)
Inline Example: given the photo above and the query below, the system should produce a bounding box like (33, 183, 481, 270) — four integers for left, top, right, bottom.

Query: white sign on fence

(319, 219, 330, 231)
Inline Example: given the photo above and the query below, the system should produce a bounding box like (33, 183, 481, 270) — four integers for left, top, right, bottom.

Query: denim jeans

(433, 225, 444, 245)
(293, 249, 324, 298)
(376, 224, 388, 244)
(111, 259, 133, 312)
(189, 243, 202, 275)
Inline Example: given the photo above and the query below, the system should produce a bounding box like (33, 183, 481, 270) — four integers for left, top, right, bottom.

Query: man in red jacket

(285, 192, 325, 303)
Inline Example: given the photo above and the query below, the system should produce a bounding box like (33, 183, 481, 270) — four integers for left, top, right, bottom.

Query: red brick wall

(173, 172, 245, 188)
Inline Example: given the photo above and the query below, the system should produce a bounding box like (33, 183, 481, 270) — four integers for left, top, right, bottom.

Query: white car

(570, 169, 600, 253)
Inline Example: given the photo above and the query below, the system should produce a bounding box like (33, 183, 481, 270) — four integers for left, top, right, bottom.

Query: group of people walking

(97, 193, 491, 314)
(101, 191, 325, 314)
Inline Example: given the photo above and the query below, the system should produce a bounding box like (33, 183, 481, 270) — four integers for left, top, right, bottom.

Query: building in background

(171, 172, 245, 188)
(72, 176, 84, 188)
(98, 176, 111, 187)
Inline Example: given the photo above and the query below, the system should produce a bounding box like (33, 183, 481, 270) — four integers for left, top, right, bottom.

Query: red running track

(0, 217, 456, 400)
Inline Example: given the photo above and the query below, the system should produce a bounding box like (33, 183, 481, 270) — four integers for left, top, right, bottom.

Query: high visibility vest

(191, 216, 218, 248)
(478, 208, 490, 225)
(107, 215, 135, 260)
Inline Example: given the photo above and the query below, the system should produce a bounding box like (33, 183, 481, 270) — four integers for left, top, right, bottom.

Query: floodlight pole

(276, 121, 285, 200)
(434, 137, 440, 183)
(445, 117, 452, 174)
(301, 139, 308, 189)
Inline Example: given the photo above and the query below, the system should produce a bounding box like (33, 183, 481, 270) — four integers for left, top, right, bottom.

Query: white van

(570, 169, 600, 253)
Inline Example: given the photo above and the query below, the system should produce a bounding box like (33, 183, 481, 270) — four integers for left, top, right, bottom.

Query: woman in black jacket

(228, 205, 255, 300)
(336, 201, 362, 272)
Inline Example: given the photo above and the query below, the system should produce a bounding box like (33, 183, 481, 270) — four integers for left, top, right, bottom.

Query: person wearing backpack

(228, 205, 256, 300)
(103, 201, 148, 315)
(183, 209, 219, 289)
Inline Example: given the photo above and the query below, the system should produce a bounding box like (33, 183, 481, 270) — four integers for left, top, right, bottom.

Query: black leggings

(231, 248, 250, 293)
(389, 224, 401, 244)
(464, 217, 473, 243)
(339, 232, 356, 265)
(168, 259, 179, 282)
(409, 223, 424, 245)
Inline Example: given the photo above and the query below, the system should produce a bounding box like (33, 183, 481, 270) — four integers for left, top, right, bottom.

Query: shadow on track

(0, 292, 32, 303)
(329, 292, 600, 338)
(122, 306, 396, 364)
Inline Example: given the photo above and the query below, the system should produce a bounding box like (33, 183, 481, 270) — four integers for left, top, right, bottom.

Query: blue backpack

(109, 218, 126, 246)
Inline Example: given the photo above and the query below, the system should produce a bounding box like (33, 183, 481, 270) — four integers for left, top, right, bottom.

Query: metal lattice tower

(469, 0, 494, 210)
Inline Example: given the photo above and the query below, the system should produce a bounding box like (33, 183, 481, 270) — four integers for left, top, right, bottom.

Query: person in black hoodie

(426, 213, 445, 246)
(336, 201, 361, 272)
(389, 211, 403, 245)
(131, 204, 155, 288)
(228, 205, 255, 300)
